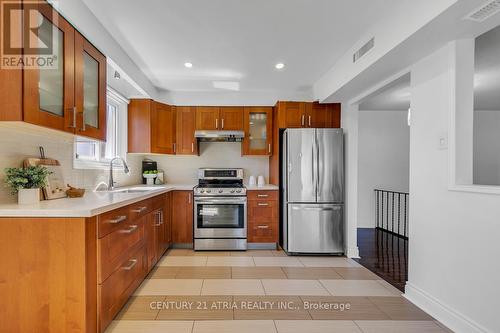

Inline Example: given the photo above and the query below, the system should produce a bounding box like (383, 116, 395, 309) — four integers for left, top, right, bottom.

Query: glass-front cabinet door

(23, 3, 75, 133)
(243, 107, 273, 155)
(75, 32, 106, 141)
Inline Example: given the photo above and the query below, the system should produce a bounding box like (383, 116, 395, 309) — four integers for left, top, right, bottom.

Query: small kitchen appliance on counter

(193, 168, 247, 251)
(142, 159, 157, 184)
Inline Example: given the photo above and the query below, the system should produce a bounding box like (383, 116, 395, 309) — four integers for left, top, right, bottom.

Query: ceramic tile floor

(106, 249, 453, 333)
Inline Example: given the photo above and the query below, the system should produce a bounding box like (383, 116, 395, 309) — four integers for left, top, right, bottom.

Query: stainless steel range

(194, 168, 247, 251)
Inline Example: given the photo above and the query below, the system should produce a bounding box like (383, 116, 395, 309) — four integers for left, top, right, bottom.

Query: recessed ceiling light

(184, 62, 193, 68)
(275, 63, 285, 70)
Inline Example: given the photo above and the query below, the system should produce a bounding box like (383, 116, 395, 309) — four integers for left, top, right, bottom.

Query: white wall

(143, 142, 269, 185)
(357, 111, 410, 228)
(0, 123, 142, 204)
(473, 110, 500, 186)
(405, 42, 500, 333)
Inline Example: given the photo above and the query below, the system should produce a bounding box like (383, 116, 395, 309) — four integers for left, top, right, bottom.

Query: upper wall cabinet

(242, 107, 273, 156)
(195, 106, 244, 131)
(275, 101, 341, 129)
(219, 107, 244, 130)
(176, 106, 198, 155)
(74, 32, 107, 140)
(195, 107, 219, 130)
(128, 99, 176, 154)
(0, 2, 107, 141)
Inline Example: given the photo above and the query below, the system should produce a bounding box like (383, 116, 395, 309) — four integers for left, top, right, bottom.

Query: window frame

(73, 87, 129, 170)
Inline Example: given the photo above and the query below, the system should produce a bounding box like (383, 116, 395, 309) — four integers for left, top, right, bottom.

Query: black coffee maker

(142, 159, 157, 184)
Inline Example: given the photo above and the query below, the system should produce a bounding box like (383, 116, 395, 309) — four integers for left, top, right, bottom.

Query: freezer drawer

(286, 203, 344, 254)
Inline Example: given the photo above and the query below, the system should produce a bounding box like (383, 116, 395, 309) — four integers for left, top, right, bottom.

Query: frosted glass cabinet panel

(243, 107, 273, 155)
(39, 23, 64, 116)
(83, 52, 99, 128)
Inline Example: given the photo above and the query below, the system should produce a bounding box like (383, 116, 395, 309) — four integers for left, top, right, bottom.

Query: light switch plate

(438, 133, 448, 150)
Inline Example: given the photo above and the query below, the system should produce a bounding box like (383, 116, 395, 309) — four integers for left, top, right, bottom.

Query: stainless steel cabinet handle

(191, 142, 194, 153)
(131, 206, 147, 213)
(155, 211, 163, 226)
(215, 118, 218, 129)
(257, 203, 269, 206)
(188, 193, 192, 204)
(221, 118, 224, 129)
(257, 194, 269, 198)
(120, 225, 138, 234)
(257, 225, 269, 229)
(108, 215, 127, 224)
(122, 258, 137, 270)
(308, 115, 311, 127)
(301, 114, 305, 126)
(173, 143, 176, 153)
(268, 143, 271, 154)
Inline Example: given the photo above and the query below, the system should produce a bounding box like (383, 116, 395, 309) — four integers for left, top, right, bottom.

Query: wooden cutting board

(23, 158, 67, 200)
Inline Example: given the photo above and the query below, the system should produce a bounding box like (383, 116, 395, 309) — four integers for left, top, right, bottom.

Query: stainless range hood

(195, 130, 245, 142)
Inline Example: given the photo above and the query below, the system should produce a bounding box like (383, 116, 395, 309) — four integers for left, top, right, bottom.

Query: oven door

(194, 196, 247, 238)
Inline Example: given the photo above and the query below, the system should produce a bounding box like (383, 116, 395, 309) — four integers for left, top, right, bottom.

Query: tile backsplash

(0, 123, 141, 203)
(0, 124, 270, 204)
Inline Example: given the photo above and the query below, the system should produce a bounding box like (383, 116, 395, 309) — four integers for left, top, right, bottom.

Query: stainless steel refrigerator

(281, 128, 344, 254)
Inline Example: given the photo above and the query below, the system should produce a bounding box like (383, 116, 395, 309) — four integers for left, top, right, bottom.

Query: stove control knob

(236, 189, 242, 193)
(200, 189, 205, 193)
(206, 190, 211, 193)
(230, 190, 235, 193)
(218, 189, 223, 193)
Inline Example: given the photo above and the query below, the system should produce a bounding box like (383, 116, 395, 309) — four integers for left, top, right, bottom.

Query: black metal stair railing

(374, 189, 409, 239)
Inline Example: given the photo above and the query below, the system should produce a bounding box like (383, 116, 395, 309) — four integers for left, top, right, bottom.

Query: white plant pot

(143, 174, 157, 185)
(18, 188, 40, 205)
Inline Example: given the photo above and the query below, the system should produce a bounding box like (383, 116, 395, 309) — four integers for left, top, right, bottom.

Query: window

(74, 88, 128, 169)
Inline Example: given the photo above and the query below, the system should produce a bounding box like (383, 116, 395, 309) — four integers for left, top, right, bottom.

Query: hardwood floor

(354, 228, 408, 292)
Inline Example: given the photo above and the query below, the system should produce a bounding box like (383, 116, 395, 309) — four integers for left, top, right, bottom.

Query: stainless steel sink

(96, 186, 161, 194)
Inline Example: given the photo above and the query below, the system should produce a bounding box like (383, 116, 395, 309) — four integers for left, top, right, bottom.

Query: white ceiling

(359, 73, 410, 111)
(83, 0, 398, 95)
(474, 24, 500, 111)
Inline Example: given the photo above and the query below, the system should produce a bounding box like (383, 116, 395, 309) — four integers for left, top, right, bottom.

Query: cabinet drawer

(99, 245, 147, 332)
(98, 216, 146, 283)
(248, 200, 278, 221)
(248, 191, 278, 201)
(152, 193, 165, 210)
(128, 199, 152, 220)
(248, 221, 278, 243)
(98, 206, 130, 238)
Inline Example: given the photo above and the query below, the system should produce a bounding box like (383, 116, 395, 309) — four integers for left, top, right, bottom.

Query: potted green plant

(4, 166, 51, 204)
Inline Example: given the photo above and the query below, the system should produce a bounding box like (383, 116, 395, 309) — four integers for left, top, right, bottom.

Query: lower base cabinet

(247, 190, 279, 244)
(171, 191, 194, 244)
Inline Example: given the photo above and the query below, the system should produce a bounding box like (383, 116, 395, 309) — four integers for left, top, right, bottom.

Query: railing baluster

(374, 189, 409, 239)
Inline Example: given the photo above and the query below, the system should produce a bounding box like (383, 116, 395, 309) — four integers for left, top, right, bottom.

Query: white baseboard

(346, 246, 360, 258)
(404, 283, 490, 333)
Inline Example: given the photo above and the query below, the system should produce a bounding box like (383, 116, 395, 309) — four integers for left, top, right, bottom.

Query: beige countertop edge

(0, 184, 195, 218)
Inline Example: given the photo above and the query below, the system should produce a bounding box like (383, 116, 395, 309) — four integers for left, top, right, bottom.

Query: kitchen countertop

(0, 184, 195, 218)
(245, 184, 279, 190)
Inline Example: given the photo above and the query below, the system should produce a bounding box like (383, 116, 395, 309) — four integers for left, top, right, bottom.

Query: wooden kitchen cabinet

(219, 106, 244, 130)
(152, 102, 176, 154)
(23, 2, 76, 134)
(176, 106, 198, 154)
(128, 99, 177, 154)
(242, 107, 273, 155)
(308, 102, 341, 128)
(195, 106, 220, 130)
(195, 106, 244, 131)
(247, 190, 279, 244)
(74, 31, 107, 141)
(171, 191, 194, 244)
(17, 2, 107, 141)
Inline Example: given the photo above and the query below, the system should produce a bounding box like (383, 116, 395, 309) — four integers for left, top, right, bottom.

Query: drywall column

(342, 103, 360, 258)
(405, 41, 500, 333)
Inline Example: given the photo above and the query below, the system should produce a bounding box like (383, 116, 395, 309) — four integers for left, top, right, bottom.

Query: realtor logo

(1, 0, 59, 69)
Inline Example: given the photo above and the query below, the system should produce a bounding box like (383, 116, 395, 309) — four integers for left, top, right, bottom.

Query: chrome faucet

(108, 157, 130, 190)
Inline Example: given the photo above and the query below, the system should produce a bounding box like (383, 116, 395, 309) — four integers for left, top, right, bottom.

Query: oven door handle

(195, 198, 247, 204)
